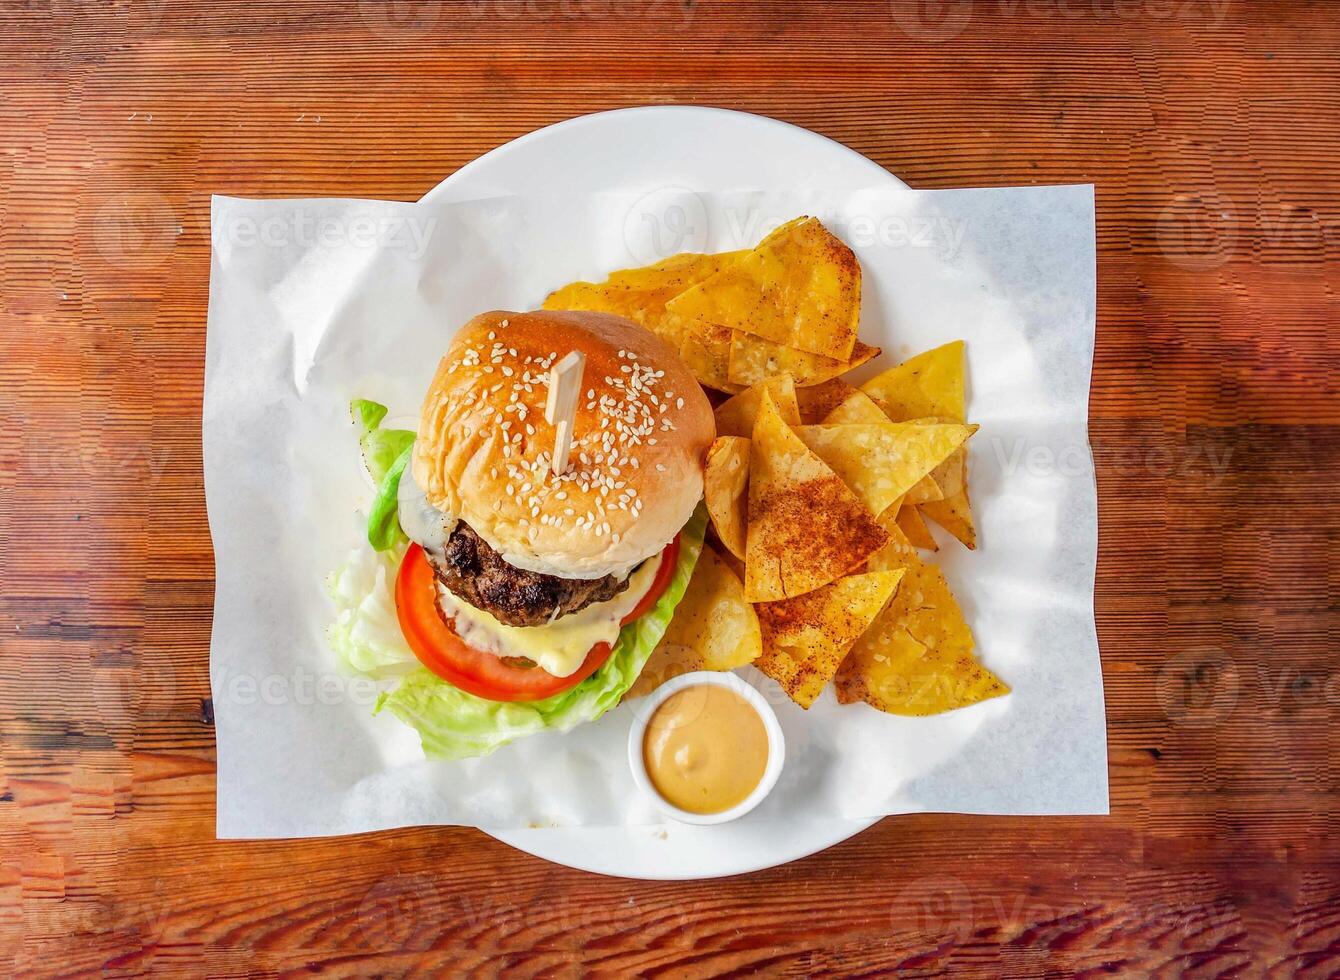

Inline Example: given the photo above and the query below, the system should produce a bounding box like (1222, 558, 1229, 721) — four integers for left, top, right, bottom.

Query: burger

(327, 309, 715, 758)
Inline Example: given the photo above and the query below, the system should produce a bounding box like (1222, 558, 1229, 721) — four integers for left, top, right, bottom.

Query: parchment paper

(205, 185, 1107, 837)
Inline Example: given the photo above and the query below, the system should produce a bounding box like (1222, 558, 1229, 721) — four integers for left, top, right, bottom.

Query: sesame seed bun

(412, 310, 715, 580)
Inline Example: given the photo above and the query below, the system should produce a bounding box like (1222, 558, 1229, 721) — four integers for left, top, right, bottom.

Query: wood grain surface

(3, 1, 1338, 976)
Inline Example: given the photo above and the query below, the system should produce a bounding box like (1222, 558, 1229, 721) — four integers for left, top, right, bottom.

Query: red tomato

(395, 535, 680, 703)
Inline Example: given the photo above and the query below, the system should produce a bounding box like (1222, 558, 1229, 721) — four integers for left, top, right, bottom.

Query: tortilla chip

(920, 481, 977, 550)
(895, 503, 938, 551)
(703, 436, 750, 560)
(794, 422, 976, 517)
(714, 375, 800, 438)
(744, 392, 890, 602)
(796, 378, 859, 424)
(824, 393, 941, 503)
(628, 544, 761, 698)
(755, 569, 904, 708)
(903, 473, 944, 505)
(860, 341, 966, 423)
(727, 332, 879, 389)
(861, 346, 973, 527)
(835, 526, 1006, 714)
(926, 445, 965, 497)
(678, 323, 742, 393)
(666, 216, 861, 360)
(821, 389, 888, 425)
(542, 250, 744, 350)
(717, 545, 747, 585)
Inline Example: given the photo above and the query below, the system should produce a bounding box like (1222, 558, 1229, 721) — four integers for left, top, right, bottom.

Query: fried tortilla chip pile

(544, 216, 877, 394)
(544, 217, 1007, 714)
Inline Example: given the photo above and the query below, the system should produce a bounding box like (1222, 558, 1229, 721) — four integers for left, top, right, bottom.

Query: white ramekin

(627, 670, 786, 826)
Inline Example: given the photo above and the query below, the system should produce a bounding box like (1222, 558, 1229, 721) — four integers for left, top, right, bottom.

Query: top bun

(412, 310, 715, 580)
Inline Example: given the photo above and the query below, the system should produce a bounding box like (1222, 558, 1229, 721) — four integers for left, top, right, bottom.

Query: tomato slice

(395, 535, 680, 703)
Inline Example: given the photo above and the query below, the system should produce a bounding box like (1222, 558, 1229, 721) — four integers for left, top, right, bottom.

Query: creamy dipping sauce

(642, 685, 769, 815)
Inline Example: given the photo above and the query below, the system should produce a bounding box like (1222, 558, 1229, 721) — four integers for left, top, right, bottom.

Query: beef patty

(427, 521, 631, 628)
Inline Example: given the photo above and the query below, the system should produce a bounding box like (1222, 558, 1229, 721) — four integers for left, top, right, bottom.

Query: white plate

(422, 106, 905, 879)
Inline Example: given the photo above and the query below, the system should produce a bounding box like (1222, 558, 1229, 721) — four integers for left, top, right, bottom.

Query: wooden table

(3, 2, 1337, 975)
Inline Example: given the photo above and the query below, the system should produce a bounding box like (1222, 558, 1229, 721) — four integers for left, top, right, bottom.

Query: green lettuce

(351, 399, 415, 551)
(326, 539, 417, 675)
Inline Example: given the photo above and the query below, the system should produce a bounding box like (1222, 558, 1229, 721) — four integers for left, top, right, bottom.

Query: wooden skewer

(545, 351, 585, 476)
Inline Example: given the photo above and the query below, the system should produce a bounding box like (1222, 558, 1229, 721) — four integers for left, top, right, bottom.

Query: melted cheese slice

(436, 552, 664, 678)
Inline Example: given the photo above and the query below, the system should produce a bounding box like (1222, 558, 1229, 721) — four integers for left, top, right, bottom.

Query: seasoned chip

(825, 393, 948, 505)
(703, 436, 750, 560)
(755, 570, 904, 708)
(714, 374, 800, 438)
(925, 444, 965, 496)
(794, 422, 977, 518)
(920, 482, 976, 550)
(716, 545, 747, 586)
(896, 503, 939, 551)
(666, 216, 861, 360)
(859, 344, 975, 545)
(727, 332, 879, 389)
(834, 526, 1006, 714)
(678, 323, 742, 393)
(860, 341, 966, 423)
(542, 251, 744, 350)
(821, 389, 889, 425)
(629, 544, 761, 698)
(744, 392, 890, 602)
(796, 378, 859, 424)
(903, 473, 945, 505)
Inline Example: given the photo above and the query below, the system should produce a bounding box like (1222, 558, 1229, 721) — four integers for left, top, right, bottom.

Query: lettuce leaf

(326, 540, 417, 675)
(350, 399, 415, 551)
(327, 506, 707, 760)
